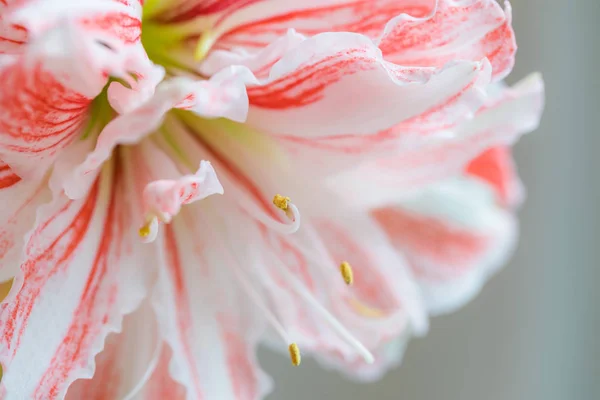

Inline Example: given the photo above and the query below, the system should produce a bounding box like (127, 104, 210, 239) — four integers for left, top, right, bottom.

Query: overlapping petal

(466, 146, 523, 207)
(242, 32, 490, 138)
(0, 161, 49, 282)
(0, 6, 158, 179)
(327, 73, 544, 208)
(0, 161, 153, 399)
(379, 0, 516, 80)
(373, 178, 517, 314)
(66, 300, 163, 400)
(201, 0, 434, 51)
(153, 214, 272, 400)
(62, 66, 255, 199)
(143, 160, 223, 224)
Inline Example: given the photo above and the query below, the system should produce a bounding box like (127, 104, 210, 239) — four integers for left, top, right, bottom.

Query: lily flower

(0, 0, 543, 398)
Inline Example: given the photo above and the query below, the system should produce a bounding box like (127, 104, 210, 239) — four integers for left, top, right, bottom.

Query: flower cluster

(0, 0, 543, 399)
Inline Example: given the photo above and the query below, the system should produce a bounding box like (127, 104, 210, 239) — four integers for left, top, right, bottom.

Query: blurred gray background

(262, 1, 600, 399)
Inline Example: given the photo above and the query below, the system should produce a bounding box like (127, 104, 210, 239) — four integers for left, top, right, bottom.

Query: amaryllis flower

(0, 0, 544, 398)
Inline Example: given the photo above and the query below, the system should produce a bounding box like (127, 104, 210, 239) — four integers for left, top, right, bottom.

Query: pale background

(262, 1, 600, 399)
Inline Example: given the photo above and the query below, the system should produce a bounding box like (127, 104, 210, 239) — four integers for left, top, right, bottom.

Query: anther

(138, 216, 158, 243)
(273, 194, 290, 211)
(340, 261, 354, 285)
(288, 343, 301, 366)
(138, 225, 151, 238)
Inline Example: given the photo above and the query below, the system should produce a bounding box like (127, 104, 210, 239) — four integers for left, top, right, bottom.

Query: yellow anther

(138, 224, 151, 238)
(0, 279, 13, 303)
(288, 343, 301, 366)
(194, 31, 217, 61)
(340, 261, 354, 285)
(273, 194, 291, 211)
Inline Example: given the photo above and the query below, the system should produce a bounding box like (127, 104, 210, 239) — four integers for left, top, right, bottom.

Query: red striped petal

(0, 7, 157, 179)
(373, 178, 517, 314)
(466, 146, 523, 207)
(243, 32, 490, 139)
(211, 0, 434, 51)
(379, 0, 516, 80)
(66, 301, 171, 400)
(326, 73, 544, 207)
(153, 217, 271, 400)
(0, 59, 92, 178)
(0, 162, 152, 399)
(0, 161, 49, 283)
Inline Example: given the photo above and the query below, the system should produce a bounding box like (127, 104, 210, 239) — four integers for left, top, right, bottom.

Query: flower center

(140, 7, 216, 70)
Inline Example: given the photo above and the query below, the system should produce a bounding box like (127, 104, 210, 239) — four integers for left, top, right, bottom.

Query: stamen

(231, 266, 292, 345)
(271, 194, 301, 232)
(138, 216, 159, 243)
(224, 232, 304, 367)
(340, 261, 354, 285)
(288, 343, 301, 366)
(270, 253, 375, 364)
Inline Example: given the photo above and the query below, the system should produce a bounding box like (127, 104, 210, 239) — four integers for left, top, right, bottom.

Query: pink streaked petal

(0, 17, 27, 54)
(66, 300, 162, 400)
(327, 73, 544, 208)
(0, 162, 153, 399)
(143, 160, 223, 223)
(208, 0, 434, 51)
(153, 215, 272, 400)
(5, 0, 153, 96)
(0, 19, 159, 179)
(135, 346, 187, 400)
(63, 66, 255, 199)
(0, 1, 29, 54)
(0, 161, 50, 282)
(243, 31, 490, 138)
(379, 0, 516, 80)
(267, 60, 491, 180)
(0, 57, 92, 179)
(9, 0, 142, 43)
(154, 0, 265, 22)
(107, 59, 166, 114)
(200, 28, 306, 79)
(373, 178, 517, 315)
(466, 146, 523, 207)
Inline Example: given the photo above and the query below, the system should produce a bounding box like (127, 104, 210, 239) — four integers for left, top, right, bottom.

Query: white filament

(212, 217, 295, 347)
(270, 252, 375, 364)
(231, 265, 293, 346)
